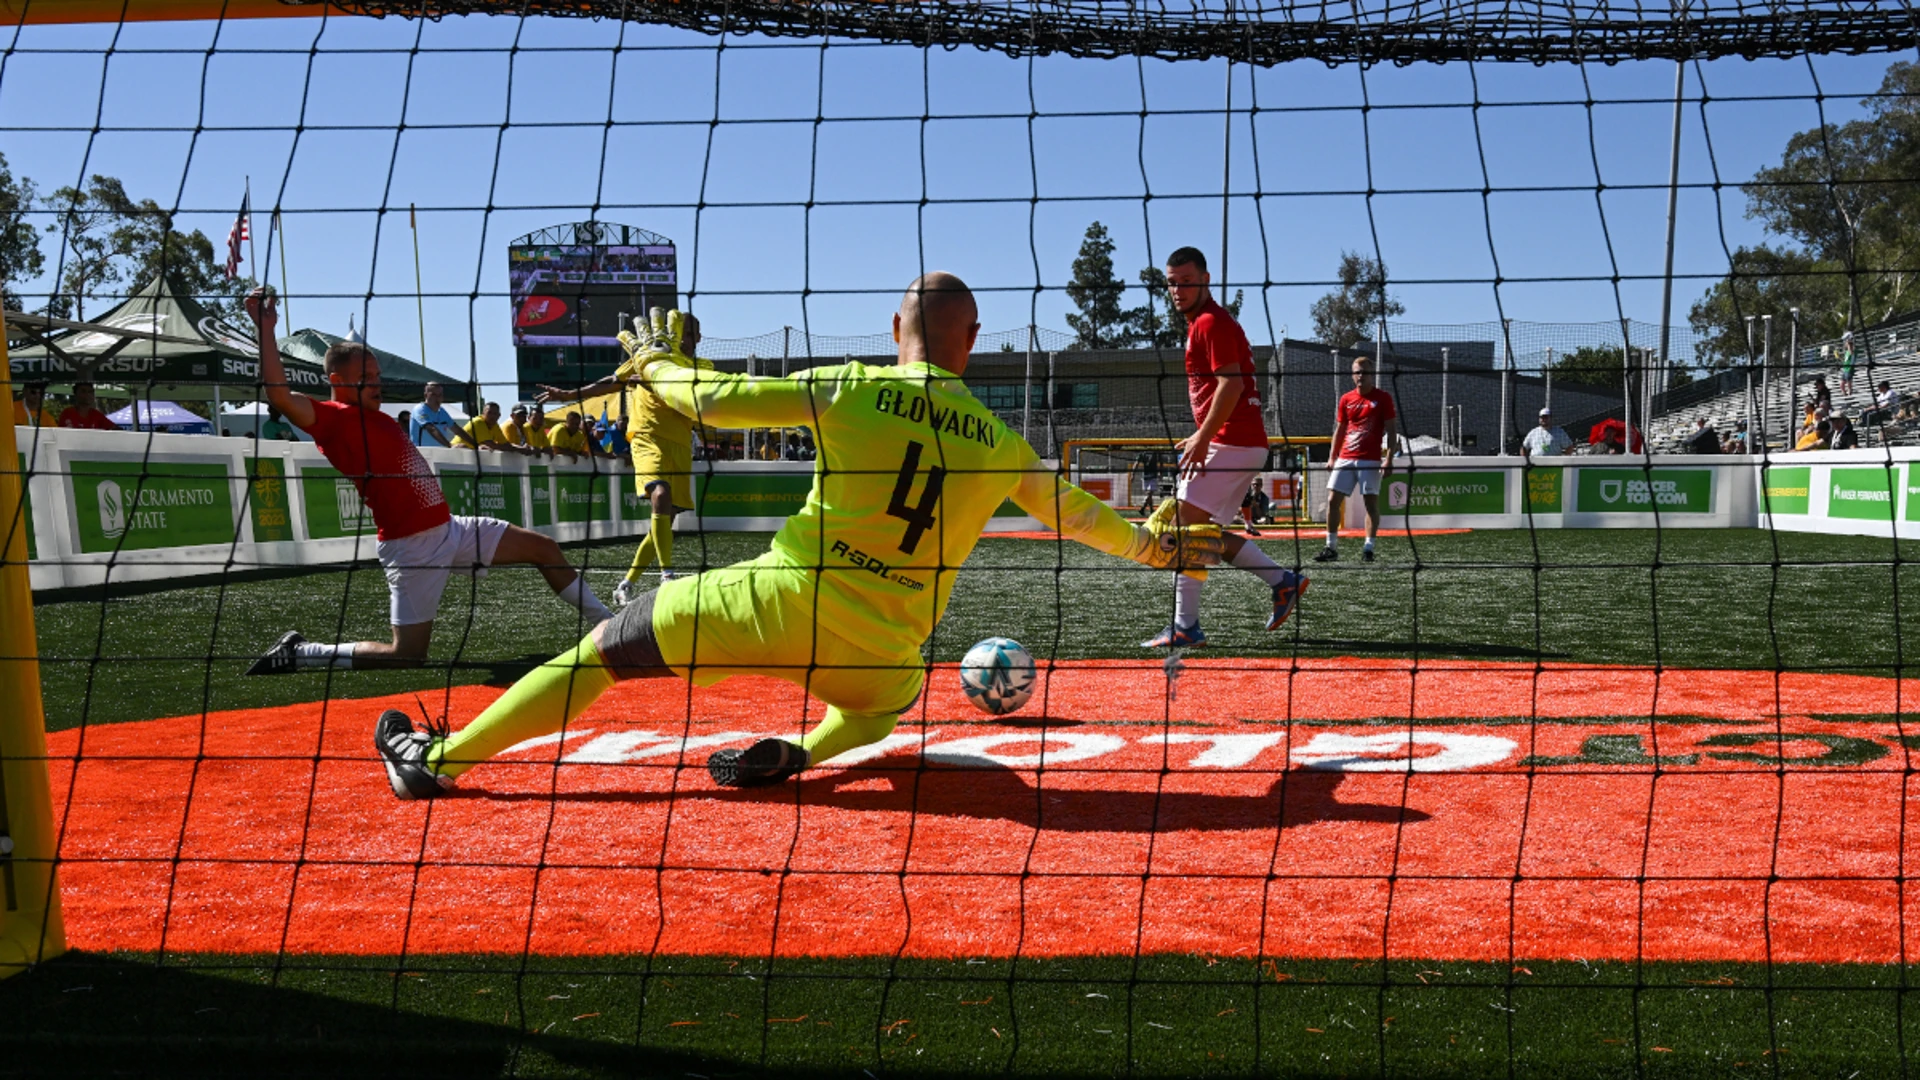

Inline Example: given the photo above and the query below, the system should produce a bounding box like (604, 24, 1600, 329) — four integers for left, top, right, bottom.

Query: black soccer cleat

(707, 738, 810, 788)
(375, 708, 455, 800)
(246, 630, 306, 676)
(1312, 546, 1339, 563)
(1362, 547, 1377, 563)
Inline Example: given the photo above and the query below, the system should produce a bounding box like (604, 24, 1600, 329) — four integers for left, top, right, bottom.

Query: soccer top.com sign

(1574, 468, 1714, 514)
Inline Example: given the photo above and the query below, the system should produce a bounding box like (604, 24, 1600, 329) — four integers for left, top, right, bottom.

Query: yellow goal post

(1060, 436, 1330, 522)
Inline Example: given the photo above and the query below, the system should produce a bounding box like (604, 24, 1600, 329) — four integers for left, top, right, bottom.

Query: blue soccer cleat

(1267, 571, 1309, 631)
(1141, 623, 1208, 649)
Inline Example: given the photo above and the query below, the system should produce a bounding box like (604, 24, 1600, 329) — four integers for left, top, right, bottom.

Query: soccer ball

(959, 637, 1038, 716)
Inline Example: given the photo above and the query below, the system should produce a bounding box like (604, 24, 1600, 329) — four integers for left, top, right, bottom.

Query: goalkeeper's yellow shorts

(649, 550, 926, 716)
(629, 433, 694, 500)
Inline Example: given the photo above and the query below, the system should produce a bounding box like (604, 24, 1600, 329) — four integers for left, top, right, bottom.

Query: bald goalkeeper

(374, 273, 1222, 797)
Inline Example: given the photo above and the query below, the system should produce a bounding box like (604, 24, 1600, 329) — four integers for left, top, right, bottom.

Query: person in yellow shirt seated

(451, 401, 511, 451)
(11, 382, 56, 428)
(548, 411, 592, 459)
(502, 403, 550, 454)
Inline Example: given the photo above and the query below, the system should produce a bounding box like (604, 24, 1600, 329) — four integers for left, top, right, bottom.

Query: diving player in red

(240, 287, 612, 674)
(1141, 246, 1308, 648)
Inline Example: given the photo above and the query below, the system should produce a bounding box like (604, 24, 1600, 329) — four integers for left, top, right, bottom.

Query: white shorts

(377, 515, 511, 627)
(1175, 442, 1270, 524)
(1328, 458, 1383, 497)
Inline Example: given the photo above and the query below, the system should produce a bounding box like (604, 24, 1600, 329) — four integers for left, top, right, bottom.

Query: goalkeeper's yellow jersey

(615, 352, 714, 451)
(644, 358, 1141, 651)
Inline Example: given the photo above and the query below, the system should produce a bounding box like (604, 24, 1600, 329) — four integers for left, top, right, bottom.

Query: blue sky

(0, 12, 1904, 398)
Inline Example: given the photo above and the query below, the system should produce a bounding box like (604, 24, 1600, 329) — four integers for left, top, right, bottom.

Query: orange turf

(41, 659, 1920, 963)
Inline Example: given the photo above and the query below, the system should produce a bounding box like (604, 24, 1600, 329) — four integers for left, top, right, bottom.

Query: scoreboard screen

(509, 243, 677, 348)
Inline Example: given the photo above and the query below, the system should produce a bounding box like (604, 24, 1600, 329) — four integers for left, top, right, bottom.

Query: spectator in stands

(606, 415, 632, 457)
(410, 382, 458, 447)
(1684, 417, 1721, 454)
(1795, 416, 1832, 451)
(262, 406, 295, 441)
(549, 410, 591, 460)
(1868, 380, 1901, 427)
(452, 401, 511, 451)
(395, 409, 411, 435)
(1722, 420, 1750, 454)
(1812, 375, 1833, 415)
(58, 382, 116, 430)
(1239, 478, 1269, 536)
(1830, 411, 1859, 450)
(12, 381, 54, 428)
(503, 403, 549, 455)
(1522, 407, 1572, 456)
(1840, 331, 1858, 397)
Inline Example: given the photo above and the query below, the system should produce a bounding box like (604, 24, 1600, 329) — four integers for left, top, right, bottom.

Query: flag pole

(244, 176, 257, 280)
(411, 203, 428, 369)
(275, 209, 291, 328)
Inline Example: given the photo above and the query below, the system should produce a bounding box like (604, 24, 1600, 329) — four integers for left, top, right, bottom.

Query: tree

(43, 174, 252, 320)
(1309, 251, 1404, 348)
(1687, 244, 1849, 370)
(1065, 222, 1136, 350)
(0, 152, 43, 316)
(1546, 344, 1691, 390)
(1131, 265, 1243, 348)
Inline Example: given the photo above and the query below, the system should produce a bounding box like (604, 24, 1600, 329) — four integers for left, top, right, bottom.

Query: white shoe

(660, 571, 681, 583)
(612, 578, 640, 608)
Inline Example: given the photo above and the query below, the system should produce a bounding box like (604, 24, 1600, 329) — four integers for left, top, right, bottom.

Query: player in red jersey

(1316, 356, 1398, 563)
(1141, 246, 1308, 649)
(239, 288, 612, 674)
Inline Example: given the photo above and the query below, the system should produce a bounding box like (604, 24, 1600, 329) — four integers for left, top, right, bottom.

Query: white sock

(558, 576, 614, 624)
(1363, 537, 1376, 553)
(294, 642, 355, 670)
(1229, 542, 1290, 587)
(1323, 529, 1338, 549)
(1173, 573, 1204, 629)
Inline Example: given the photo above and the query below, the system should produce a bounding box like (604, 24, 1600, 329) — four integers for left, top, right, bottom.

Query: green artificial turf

(29, 527, 1920, 729)
(3, 951, 1915, 1078)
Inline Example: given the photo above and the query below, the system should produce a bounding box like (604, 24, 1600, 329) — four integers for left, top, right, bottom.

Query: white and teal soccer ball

(959, 637, 1038, 716)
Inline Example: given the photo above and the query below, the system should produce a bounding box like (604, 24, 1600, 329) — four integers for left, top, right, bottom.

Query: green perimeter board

(12, 451, 34, 560)
(1763, 464, 1812, 515)
(1574, 467, 1713, 513)
(1906, 463, 1920, 523)
(67, 458, 236, 553)
(245, 457, 294, 542)
(1524, 465, 1562, 514)
(438, 467, 524, 526)
(297, 464, 377, 539)
(528, 464, 553, 527)
(695, 470, 813, 518)
(555, 470, 614, 524)
(1386, 469, 1506, 515)
(1828, 465, 1897, 522)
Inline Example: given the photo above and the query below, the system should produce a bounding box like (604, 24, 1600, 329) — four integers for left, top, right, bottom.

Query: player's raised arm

(630, 311, 829, 429)
(1007, 439, 1222, 570)
(245, 287, 316, 431)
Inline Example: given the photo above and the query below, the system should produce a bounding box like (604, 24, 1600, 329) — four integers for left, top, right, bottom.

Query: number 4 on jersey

(888, 440, 945, 554)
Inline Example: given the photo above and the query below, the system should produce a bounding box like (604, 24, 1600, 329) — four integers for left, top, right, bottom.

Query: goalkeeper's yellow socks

(801, 706, 899, 767)
(624, 532, 656, 583)
(650, 512, 675, 570)
(430, 636, 617, 780)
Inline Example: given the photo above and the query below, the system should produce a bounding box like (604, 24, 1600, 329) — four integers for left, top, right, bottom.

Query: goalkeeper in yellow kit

(374, 273, 1223, 796)
(535, 314, 712, 608)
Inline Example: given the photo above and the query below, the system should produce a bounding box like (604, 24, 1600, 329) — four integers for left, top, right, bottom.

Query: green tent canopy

(276, 329, 476, 406)
(6, 276, 330, 402)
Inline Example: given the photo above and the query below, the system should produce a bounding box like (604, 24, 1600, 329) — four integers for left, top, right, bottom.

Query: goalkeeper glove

(1123, 521, 1224, 571)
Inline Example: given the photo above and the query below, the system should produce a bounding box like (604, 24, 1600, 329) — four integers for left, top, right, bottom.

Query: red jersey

(1184, 298, 1267, 448)
(304, 399, 450, 541)
(59, 407, 117, 431)
(1334, 388, 1396, 462)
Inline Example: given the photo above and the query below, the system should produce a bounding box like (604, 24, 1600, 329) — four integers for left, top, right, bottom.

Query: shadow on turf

(466, 759, 1428, 831)
(0, 952, 858, 1079)
(1292, 637, 1570, 660)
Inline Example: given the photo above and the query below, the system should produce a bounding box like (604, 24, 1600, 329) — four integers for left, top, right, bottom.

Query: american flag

(224, 193, 250, 278)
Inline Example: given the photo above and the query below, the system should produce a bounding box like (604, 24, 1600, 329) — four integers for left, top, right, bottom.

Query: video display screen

(509, 244, 677, 347)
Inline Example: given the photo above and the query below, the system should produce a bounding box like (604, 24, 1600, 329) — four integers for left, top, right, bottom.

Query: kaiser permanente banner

(1757, 452, 1920, 538)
